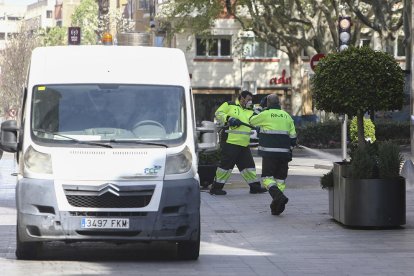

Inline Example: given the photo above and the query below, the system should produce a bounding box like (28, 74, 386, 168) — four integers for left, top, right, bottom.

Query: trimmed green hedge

(296, 121, 409, 149)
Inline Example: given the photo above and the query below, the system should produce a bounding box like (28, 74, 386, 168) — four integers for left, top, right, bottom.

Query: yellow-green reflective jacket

(215, 99, 253, 147)
(249, 107, 297, 160)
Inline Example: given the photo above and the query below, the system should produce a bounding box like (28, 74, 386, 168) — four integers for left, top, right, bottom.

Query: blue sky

(3, 0, 37, 5)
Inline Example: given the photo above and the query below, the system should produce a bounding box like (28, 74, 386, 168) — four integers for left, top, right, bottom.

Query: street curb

(314, 164, 333, 170)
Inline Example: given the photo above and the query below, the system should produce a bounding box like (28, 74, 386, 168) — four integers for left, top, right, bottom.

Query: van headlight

(165, 146, 192, 175)
(24, 146, 53, 174)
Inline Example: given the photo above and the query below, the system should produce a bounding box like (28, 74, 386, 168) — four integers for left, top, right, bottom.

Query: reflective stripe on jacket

(249, 107, 297, 160)
(215, 99, 253, 147)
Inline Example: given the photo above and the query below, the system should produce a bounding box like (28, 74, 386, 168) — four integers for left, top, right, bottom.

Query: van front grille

(66, 193, 152, 208)
(69, 211, 147, 217)
(63, 183, 155, 208)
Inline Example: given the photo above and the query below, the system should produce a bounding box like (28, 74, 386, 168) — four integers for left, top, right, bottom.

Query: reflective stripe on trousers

(240, 168, 259, 184)
(215, 167, 259, 184)
(261, 176, 286, 191)
(214, 167, 232, 184)
(258, 146, 290, 153)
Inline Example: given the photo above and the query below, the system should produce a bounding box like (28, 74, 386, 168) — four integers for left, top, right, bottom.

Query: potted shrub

(327, 142, 406, 227)
(312, 46, 406, 227)
(198, 148, 220, 189)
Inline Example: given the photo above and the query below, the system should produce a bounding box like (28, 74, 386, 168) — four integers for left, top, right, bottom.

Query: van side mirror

(196, 121, 218, 152)
(0, 120, 19, 153)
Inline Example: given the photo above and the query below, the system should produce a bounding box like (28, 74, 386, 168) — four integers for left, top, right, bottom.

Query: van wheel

(177, 239, 200, 260)
(176, 223, 200, 260)
(15, 226, 41, 260)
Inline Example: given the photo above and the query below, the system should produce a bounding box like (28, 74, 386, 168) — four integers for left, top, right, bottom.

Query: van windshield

(31, 84, 186, 146)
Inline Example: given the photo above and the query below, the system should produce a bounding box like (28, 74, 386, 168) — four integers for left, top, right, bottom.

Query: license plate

(81, 218, 129, 229)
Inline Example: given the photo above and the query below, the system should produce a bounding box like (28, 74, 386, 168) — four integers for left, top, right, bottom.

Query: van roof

(29, 46, 190, 87)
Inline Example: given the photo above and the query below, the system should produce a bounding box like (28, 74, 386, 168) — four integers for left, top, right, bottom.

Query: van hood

(51, 148, 166, 181)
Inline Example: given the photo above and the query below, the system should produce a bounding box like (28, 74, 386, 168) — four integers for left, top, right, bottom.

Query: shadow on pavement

(15, 241, 183, 262)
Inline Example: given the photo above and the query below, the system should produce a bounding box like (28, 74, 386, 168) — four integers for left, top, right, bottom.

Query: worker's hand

(290, 143, 300, 151)
(253, 106, 263, 115)
(228, 117, 242, 127)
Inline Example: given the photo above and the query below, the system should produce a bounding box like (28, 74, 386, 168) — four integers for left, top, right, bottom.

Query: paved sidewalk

(1, 150, 414, 275)
(200, 147, 414, 275)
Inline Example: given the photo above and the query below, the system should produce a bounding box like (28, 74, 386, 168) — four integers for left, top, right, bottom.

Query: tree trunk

(288, 47, 303, 117)
(357, 112, 365, 148)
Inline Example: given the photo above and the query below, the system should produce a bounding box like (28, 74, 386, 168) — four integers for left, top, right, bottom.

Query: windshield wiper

(33, 129, 113, 148)
(108, 139, 168, 148)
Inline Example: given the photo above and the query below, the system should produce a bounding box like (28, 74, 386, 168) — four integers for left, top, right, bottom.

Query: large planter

(198, 164, 218, 188)
(330, 162, 406, 227)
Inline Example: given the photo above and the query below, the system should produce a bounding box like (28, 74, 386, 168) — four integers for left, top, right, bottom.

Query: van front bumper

(16, 178, 200, 243)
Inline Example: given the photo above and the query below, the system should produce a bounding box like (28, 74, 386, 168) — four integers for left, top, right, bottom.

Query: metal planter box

(331, 162, 406, 227)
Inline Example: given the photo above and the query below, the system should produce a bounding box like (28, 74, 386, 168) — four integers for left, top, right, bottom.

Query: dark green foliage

(296, 121, 342, 148)
(348, 141, 402, 179)
(320, 168, 334, 189)
(296, 121, 409, 148)
(377, 142, 403, 179)
(350, 144, 377, 179)
(312, 47, 404, 117)
(374, 121, 410, 144)
(198, 148, 221, 165)
(312, 47, 404, 146)
(348, 141, 377, 163)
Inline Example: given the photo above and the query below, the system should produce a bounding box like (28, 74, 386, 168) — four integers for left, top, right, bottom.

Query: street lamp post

(407, 0, 414, 159)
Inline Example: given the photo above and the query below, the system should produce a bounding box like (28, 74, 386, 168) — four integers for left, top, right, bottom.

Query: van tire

(15, 226, 41, 260)
(176, 222, 200, 260)
(177, 239, 200, 260)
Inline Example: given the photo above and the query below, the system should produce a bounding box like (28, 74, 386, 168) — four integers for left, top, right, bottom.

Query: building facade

(1, 0, 408, 124)
(172, 19, 315, 124)
(0, 1, 26, 50)
(55, 0, 81, 27)
(154, 7, 408, 124)
(25, 0, 55, 31)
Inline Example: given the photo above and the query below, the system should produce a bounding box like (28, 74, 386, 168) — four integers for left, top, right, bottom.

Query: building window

(46, 10, 53, 18)
(7, 33, 16, 39)
(138, 0, 149, 10)
(0, 33, 5, 40)
(360, 38, 371, 47)
(6, 16, 22, 21)
(243, 39, 278, 58)
(196, 37, 232, 57)
(242, 81, 257, 95)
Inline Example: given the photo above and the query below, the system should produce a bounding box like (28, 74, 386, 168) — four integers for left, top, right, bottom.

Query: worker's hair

(267, 94, 280, 107)
(239, 90, 253, 99)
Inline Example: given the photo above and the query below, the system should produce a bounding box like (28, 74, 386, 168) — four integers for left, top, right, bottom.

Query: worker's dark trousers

(214, 142, 259, 185)
(261, 157, 289, 180)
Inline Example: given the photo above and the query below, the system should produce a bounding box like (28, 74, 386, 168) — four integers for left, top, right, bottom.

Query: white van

(0, 45, 217, 260)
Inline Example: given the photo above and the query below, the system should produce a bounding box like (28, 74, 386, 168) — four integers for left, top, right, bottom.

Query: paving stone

(1, 150, 414, 275)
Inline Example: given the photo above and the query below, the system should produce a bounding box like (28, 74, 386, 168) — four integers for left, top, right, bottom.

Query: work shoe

(209, 182, 227, 195)
(270, 194, 289, 215)
(268, 186, 288, 215)
(249, 183, 267, 194)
